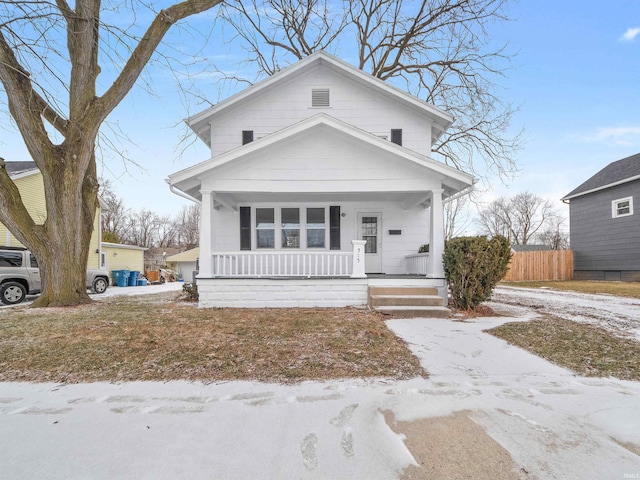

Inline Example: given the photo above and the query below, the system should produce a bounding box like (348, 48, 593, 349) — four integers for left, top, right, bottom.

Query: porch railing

(405, 252, 429, 275)
(212, 251, 354, 277)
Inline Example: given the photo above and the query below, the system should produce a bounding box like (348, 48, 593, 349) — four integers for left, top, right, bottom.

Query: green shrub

(182, 282, 199, 301)
(443, 235, 511, 310)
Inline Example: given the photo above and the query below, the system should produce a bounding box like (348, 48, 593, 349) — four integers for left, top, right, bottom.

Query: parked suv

(0, 246, 110, 305)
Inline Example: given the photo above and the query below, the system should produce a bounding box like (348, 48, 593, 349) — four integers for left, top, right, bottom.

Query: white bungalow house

(167, 52, 474, 314)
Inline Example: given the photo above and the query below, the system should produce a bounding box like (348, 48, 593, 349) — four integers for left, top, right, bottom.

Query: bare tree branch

(217, 0, 522, 184)
(477, 191, 559, 245)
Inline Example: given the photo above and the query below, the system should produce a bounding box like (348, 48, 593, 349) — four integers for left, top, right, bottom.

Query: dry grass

(487, 316, 640, 381)
(501, 280, 640, 299)
(0, 293, 426, 384)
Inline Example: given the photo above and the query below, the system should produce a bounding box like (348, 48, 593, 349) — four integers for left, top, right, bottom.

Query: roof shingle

(563, 153, 640, 200)
(4, 161, 37, 176)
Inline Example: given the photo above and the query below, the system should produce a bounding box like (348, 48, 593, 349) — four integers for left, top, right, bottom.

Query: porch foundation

(197, 276, 447, 308)
(198, 278, 369, 308)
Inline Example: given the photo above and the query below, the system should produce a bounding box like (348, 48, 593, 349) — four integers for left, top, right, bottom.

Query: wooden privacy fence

(503, 250, 574, 282)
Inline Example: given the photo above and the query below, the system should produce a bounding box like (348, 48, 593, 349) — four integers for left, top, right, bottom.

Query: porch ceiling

(210, 189, 460, 210)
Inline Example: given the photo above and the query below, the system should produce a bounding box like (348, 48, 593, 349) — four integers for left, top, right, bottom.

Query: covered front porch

(197, 189, 449, 281)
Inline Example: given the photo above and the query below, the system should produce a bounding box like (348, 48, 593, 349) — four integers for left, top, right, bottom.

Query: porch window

(256, 208, 275, 248)
(306, 208, 325, 248)
(281, 208, 300, 248)
(612, 197, 633, 218)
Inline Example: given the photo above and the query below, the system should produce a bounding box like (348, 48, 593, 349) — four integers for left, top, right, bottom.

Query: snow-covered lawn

(490, 285, 640, 341)
(1, 309, 639, 479)
(0, 281, 184, 309)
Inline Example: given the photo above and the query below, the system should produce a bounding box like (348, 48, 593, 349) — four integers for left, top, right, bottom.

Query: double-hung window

(281, 208, 300, 248)
(306, 208, 325, 248)
(612, 197, 633, 218)
(256, 208, 275, 248)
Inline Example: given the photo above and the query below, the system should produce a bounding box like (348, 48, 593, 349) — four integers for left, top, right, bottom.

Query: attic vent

(311, 88, 330, 107)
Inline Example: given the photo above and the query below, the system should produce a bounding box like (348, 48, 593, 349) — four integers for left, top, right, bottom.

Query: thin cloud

(572, 126, 640, 146)
(619, 27, 640, 42)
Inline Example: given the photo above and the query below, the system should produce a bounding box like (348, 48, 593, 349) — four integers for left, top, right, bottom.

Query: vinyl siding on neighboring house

(102, 243, 146, 275)
(570, 179, 640, 280)
(1, 171, 46, 246)
(1, 170, 102, 269)
(88, 212, 101, 270)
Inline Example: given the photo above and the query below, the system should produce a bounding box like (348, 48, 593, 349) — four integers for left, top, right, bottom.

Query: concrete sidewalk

(1, 314, 638, 479)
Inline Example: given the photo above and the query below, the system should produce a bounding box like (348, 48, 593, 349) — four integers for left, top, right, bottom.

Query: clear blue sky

(1, 1, 639, 230)
(480, 0, 640, 226)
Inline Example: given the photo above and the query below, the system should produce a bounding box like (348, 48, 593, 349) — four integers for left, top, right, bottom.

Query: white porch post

(428, 188, 445, 278)
(351, 240, 367, 278)
(197, 191, 214, 278)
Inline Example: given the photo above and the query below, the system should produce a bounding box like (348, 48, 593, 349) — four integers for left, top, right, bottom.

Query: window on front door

(362, 216, 378, 254)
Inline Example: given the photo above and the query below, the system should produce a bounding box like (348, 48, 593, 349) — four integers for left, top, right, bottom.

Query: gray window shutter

(240, 207, 251, 250)
(391, 129, 402, 146)
(242, 130, 254, 145)
(330, 206, 341, 250)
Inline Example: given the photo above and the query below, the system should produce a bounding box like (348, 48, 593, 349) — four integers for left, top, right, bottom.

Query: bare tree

(536, 216, 570, 250)
(99, 180, 128, 244)
(0, 0, 224, 306)
(444, 194, 472, 240)
(174, 204, 200, 250)
(477, 191, 559, 245)
(124, 209, 159, 249)
(156, 214, 177, 248)
(216, 0, 521, 181)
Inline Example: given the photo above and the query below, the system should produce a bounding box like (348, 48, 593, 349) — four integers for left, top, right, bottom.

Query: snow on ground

(489, 286, 640, 341)
(93, 280, 184, 299)
(1, 310, 639, 479)
(0, 281, 183, 309)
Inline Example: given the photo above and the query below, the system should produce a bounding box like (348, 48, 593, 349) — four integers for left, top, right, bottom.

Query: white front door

(358, 213, 382, 273)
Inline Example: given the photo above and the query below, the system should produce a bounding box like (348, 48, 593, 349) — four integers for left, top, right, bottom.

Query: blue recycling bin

(137, 278, 148, 286)
(128, 271, 140, 286)
(112, 270, 130, 287)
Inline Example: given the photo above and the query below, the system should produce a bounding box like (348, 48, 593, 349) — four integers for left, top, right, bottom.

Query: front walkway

(0, 313, 638, 479)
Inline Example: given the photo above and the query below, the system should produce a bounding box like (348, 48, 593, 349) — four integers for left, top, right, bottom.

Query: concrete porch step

(368, 286, 438, 296)
(375, 306, 451, 318)
(368, 285, 450, 318)
(369, 294, 444, 307)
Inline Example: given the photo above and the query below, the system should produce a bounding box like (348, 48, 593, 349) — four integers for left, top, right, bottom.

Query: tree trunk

(0, 0, 225, 307)
(30, 142, 99, 308)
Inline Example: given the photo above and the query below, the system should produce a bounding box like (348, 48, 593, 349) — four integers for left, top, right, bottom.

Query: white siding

(209, 65, 433, 158)
(202, 126, 442, 194)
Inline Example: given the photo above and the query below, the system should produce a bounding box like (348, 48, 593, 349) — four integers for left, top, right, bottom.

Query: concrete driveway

(1, 301, 638, 478)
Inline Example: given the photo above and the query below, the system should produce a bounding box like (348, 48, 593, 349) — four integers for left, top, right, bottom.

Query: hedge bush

(443, 235, 511, 310)
(182, 282, 199, 301)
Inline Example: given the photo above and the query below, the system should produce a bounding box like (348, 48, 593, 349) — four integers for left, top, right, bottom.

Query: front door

(358, 213, 382, 273)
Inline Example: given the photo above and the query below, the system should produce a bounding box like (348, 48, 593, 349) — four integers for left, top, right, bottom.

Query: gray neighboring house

(562, 153, 640, 281)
